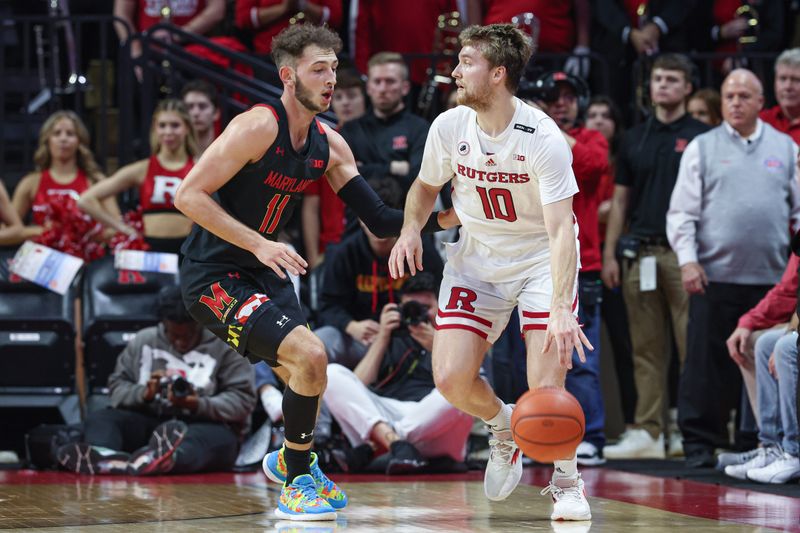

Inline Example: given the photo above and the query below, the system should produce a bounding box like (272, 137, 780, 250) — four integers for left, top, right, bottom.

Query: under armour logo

(227, 272, 240, 279)
(276, 147, 285, 156)
(276, 315, 290, 327)
(300, 431, 314, 439)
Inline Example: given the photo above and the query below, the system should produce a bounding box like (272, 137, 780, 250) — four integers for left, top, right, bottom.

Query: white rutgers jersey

(419, 98, 579, 282)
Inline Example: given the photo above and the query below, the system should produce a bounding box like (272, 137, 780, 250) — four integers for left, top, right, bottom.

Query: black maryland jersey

(182, 99, 330, 268)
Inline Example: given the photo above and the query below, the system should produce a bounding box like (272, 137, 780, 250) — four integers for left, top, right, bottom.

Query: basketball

(511, 387, 585, 463)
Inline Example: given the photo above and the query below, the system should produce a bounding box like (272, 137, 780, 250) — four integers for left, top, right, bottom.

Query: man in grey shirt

(667, 69, 800, 467)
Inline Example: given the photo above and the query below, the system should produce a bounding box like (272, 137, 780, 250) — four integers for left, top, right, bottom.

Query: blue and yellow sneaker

(263, 447, 348, 510)
(276, 474, 337, 521)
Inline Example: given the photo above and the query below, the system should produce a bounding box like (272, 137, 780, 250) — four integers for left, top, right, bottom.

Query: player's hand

(253, 240, 307, 279)
(601, 256, 620, 288)
(681, 262, 707, 295)
(542, 307, 593, 369)
(346, 319, 381, 345)
(726, 327, 752, 368)
(389, 228, 423, 279)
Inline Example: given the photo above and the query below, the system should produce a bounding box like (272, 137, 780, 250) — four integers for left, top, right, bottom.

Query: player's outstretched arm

(388, 179, 441, 279)
(542, 197, 593, 368)
(323, 125, 450, 243)
(174, 107, 307, 279)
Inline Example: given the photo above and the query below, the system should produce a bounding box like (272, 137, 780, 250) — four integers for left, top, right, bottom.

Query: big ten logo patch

(234, 293, 269, 325)
(227, 324, 243, 349)
(200, 282, 238, 322)
(457, 141, 470, 156)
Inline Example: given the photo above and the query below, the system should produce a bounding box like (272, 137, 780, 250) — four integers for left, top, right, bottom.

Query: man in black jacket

(315, 178, 444, 368)
(340, 52, 429, 193)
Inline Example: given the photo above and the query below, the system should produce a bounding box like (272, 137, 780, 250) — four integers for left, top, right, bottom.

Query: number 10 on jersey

(477, 187, 517, 222)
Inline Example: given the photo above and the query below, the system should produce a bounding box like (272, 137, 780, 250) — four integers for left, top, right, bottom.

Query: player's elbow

(173, 183, 191, 215)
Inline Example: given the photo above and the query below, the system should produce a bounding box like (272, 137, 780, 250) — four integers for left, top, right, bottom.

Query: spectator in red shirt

(760, 48, 800, 144)
(113, 0, 226, 62)
(235, 0, 342, 55)
(532, 71, 609, 466)
(350, 0, 458, 86)
(726, 254, 799, 430)
(585, 94, 637, 434)
(467, 0, 590, 75)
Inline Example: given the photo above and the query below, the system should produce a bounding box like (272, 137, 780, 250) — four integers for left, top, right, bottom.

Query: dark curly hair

(156, 285, 194, 324)
(402, 272, 439, 296)
(271, 24, 342, 68)
(459, 24, 533, 92)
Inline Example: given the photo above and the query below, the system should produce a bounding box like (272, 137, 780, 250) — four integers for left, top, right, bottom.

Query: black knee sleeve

(282, 387, 320, 444)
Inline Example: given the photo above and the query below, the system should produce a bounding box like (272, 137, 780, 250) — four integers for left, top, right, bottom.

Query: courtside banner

(10, 241, 84, 295)
(114, 250, 178, 274)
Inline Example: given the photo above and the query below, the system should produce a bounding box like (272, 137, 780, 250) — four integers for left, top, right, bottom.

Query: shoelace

(540, 479, 583, 502)
(293, 479, 321, 503)
(488, 435, 518, 465)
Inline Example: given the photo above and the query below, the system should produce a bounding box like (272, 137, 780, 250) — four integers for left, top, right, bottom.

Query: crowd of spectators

(2, 1, 800, 485)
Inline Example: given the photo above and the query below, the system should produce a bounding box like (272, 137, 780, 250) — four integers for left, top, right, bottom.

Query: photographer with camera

(323, 272, 473, 475)
(57, 286, 257, 475)
(315, 177, 443, 369)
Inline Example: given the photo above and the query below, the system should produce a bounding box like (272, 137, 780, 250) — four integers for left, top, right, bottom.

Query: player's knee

(295, 341, 328, 387)
(434, 368, 468, 405)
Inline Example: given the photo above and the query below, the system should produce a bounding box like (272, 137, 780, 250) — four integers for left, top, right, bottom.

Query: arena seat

(82, 255, 178, 394)
(0, 249, 77, 393)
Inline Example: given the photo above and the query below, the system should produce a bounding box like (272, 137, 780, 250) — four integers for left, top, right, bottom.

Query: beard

(296, 77, 326, 114)
(456, 84, 492, 112)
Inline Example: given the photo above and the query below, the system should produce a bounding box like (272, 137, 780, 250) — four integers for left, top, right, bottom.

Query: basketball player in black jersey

(174, 25, 451, 521)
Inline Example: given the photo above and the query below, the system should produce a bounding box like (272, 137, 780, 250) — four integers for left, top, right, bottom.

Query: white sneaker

(724, 446, 781, 480)
(576, 442, 606, 466)
(484, 430, 522, 501)
(746, 453, 800, 484)
(603, 429, 665, 459)
(716, 447, 761, 470)
(541, 474, 592, 521)
(667, 431, 684, 457)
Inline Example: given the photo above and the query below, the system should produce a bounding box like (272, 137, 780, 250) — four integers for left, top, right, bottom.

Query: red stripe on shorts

(437, 309, 493, 328)
(434, 323, 489, 339)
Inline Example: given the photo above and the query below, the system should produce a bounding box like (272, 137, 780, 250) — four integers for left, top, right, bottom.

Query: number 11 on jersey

(258, 193, 291, 234)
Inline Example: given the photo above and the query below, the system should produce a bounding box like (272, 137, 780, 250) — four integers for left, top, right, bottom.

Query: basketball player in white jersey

(388, 24, 592, 521)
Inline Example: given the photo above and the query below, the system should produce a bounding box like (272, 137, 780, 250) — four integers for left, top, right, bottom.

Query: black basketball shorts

(180, 257, 306, 366)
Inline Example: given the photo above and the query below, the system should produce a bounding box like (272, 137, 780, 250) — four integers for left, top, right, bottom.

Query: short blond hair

(367, 51, 409, 81)
(459, 24, 532, 92)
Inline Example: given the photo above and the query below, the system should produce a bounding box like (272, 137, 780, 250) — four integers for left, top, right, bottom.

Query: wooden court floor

(1, 466, 798, 532)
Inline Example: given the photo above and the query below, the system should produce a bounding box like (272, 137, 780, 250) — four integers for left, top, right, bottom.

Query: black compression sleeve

(337, 175, 443, 237)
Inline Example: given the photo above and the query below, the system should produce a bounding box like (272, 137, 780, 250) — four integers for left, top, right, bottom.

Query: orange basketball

(511, 387, 585, 463)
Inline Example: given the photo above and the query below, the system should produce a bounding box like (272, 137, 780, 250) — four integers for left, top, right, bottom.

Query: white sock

(553, 456, 578, 482)
(260, 386, 284, 423)
(483, 403, 512, 433)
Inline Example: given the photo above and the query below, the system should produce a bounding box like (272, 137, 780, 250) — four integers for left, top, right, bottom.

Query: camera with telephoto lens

(160, 375, 192, 400)
(397, 300, 429, 331)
